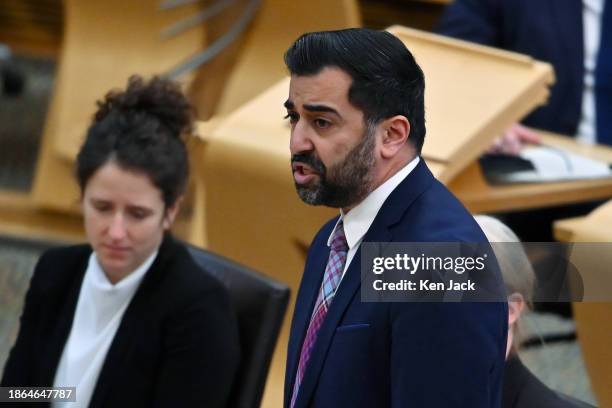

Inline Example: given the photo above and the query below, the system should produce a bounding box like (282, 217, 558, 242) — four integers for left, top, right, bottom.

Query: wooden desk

(449, 132, 612, 213)
(553, 202, 612, 408)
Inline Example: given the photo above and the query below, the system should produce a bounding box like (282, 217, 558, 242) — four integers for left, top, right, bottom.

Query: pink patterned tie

(290, 221, 349, 408)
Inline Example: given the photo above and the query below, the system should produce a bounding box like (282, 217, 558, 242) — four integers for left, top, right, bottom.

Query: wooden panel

(572, 303, 612, 408)
(553, 202, 612, 408)
(554, 200, 612, 242)
(52, 0, 209, 160)
(0, 0, 63, 55)
(0, 191, 83, 243)
(31, 0, 210, 212)
(213, 0, 361, 117)
(387, 26, 554, 182)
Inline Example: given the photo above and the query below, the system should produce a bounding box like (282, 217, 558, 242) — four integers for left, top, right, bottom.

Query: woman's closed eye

(127, 208, 151, 220)
(91, 200, 112, 213)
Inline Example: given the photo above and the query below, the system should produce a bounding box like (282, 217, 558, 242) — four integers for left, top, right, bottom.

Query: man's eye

(314, 118, 331, 129)
(284, 112, 299, 124)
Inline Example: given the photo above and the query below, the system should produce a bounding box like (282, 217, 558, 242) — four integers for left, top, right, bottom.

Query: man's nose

(108, 214, 127, 240)
(289, 121, 314, 155)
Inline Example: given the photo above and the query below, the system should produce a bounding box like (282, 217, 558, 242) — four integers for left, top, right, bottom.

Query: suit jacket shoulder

(29, 244, 91, 292)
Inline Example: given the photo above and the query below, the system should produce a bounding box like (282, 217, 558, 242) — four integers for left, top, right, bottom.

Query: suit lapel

(549, 0, 583, 90)
(294, 159, 435, 407)
(38, 254, 88, 386)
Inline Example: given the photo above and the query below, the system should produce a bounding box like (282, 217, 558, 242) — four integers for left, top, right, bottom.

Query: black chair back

(187, 245, 290, 408)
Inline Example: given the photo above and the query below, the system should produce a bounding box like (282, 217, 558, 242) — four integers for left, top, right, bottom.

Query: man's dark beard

(291, 128, 376, 208)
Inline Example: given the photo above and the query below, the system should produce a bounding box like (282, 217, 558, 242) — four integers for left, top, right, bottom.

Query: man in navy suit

(283, 28, 508, 407)
(438, 0, 612, 150)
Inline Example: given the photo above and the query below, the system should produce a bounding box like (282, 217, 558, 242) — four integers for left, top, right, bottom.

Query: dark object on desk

(479, 154, 536, 185)
(187, 245, 290, 408)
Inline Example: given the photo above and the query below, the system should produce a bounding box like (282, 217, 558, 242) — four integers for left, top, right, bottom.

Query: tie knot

(330, 221, 348, 253)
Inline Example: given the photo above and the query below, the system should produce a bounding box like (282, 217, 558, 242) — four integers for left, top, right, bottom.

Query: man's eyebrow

(283, 100, 341, 117)
(303, 104, 340, 116)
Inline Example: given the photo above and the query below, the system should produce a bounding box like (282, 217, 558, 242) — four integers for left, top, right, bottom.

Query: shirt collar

(327, 156, 420, 249)
(89, 248, 159, 291)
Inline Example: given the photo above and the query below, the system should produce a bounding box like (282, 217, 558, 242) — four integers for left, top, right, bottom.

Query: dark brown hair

(76, 75, 194, 206)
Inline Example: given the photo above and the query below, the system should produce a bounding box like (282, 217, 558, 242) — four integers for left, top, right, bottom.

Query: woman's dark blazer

(503, 356, 587, 408)
(1, 234, 240, 407)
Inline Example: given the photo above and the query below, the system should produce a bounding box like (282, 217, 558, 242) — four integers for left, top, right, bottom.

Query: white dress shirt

(52, 250, 158, 408)
(327, 156, 420, 281)
(577, 0, 605, 144)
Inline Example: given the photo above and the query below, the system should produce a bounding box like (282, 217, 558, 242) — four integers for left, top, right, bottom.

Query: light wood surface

(572, 303, 612, 408)
(52, 0, 209, 160)
(27, 0, 360, 219)
(554, 200, 612, 242)
(30, 0, 210, 213)
(552, 202, 612, 408)
(0, 191, 84, 243)
(212, 0, 361, 117)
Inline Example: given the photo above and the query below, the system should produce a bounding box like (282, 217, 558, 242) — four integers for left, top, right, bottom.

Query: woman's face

(82, 161, 179, 282)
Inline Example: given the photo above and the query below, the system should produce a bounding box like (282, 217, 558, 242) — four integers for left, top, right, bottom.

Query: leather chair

(186, 245, 290, 408)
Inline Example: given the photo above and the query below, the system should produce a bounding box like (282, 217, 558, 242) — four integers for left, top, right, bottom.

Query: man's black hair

(284, 28, 426, 153)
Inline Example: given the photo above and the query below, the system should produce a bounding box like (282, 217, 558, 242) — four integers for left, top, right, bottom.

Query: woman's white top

(52, 250, 158, 408)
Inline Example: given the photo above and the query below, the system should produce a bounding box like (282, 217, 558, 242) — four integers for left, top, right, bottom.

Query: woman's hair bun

(93, 75, 194, 138)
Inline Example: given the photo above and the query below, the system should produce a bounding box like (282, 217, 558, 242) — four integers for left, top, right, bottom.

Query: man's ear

(163, 196, 183, 230)
(379, 115, 410, 160)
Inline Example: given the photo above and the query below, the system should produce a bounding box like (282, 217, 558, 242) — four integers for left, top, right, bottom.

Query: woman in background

(2, 76, 240, 407)
(476, 215, 590, 408)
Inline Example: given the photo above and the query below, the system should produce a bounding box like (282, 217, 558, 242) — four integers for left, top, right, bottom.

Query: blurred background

(0, 1, 610, 407)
